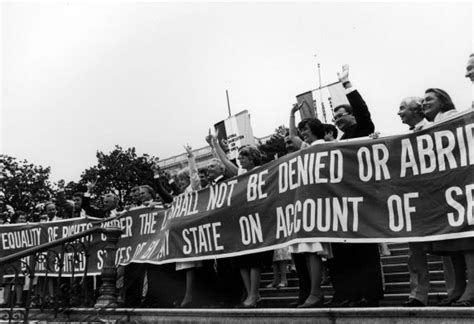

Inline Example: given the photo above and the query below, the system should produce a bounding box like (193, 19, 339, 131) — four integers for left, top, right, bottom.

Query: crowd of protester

(1, 54, 473, 309)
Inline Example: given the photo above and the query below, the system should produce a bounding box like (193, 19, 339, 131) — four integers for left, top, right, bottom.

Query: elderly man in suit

(397, 97, 433, 307)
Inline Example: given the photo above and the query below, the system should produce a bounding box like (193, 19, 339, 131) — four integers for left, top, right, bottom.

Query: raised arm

(289, 103, 304, 148)
(151, 161, 175, 203)
(338, 65, 375, 134)
(82, 180, 105, 218)
(206, 129, 239, 177)
(184, 144, 201, 191)
(205, 129, 221, 160)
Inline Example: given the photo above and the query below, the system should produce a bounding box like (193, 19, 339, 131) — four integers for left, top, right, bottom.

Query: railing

(0, 226, 122, 324)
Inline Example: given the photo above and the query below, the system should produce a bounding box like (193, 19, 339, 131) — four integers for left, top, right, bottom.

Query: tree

(258, 125, 289, 163)
(0, 155, 54, 212)
(79, 146, 157, 205)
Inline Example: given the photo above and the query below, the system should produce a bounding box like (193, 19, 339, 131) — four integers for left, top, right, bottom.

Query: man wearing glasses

(332, 65, 375, 140)
(326, 65, 383, 307)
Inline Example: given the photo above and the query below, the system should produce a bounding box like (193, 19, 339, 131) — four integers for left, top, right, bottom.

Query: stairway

(7, 243, 474, 323)
(259, 242, 447, 307)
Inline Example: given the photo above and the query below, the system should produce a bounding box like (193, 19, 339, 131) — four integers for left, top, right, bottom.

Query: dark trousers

(327, 243, 384, 302)
(197, 258, 242, 307)
(123, 263, 146, 307)
(145, 263, 184, 307)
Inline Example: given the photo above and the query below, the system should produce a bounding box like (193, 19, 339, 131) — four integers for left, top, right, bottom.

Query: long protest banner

(1, 110, 473, 276)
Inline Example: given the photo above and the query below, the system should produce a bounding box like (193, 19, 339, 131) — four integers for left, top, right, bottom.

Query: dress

(273, 247, 291, 262)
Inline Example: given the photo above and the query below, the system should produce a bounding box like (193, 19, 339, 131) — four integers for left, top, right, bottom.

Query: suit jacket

(341, 90, 375, 140)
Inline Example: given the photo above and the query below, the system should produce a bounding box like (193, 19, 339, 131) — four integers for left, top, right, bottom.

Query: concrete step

(382, 261, 443, 273)
(259, 280, 447, 298)
(20, 307, 474, 324)
(260, 291, 448, 308)
(383, 270, 445, 282)
(381, 254, 441, 265)
(382, 247, 409, 256)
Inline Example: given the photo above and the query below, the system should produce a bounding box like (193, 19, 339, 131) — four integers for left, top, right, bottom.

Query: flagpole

(315, 57, 328, 123)
(226, 89, 232, 117)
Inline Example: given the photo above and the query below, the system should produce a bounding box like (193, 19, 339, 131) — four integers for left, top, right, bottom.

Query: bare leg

(303, 253, 323, 305)
(266, 262, 279, 288)
(278, 261, 288, 286)
(240, 268, 250, 298)
(243, 267, 261, 306)
(180, 268, 195, 306)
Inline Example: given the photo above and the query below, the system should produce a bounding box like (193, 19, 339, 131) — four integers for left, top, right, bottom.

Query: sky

(1, 1, 473, 183)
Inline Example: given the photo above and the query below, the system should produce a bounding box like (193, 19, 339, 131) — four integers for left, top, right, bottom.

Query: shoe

(276, 282, 288, 289)
(451, 299, 474, 307)
(297, 297, 324, 308)
(403, 298, 426, 307)
(240, 300, 259, 308)
(176, 300, 196, 308)
(348, 298, 379, 307)
(325, 299, 350, 307)
(266, 281, 279, 288)
(437, 297, 460, 306)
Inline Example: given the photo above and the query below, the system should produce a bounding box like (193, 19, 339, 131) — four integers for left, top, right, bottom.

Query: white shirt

(434, 109, 458, 123)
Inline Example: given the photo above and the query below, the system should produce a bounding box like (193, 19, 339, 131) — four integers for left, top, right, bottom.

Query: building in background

(156, 133, 273, 175)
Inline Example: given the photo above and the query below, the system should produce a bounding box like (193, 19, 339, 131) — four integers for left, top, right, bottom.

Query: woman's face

(238, 152, 254, 170)
(177, 174, 190, 190)
(422, 92, 442, 121)
(300, 124, 318, 144)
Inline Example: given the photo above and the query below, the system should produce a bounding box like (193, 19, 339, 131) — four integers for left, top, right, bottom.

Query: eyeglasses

(332, 112, 350, 122)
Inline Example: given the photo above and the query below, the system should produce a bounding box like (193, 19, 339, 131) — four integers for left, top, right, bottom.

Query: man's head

(207, 159, 225, 181)
(297, 118, 325, 144)
(333, 104, 357, 132)
(138, 185, 155, 203)
(466, 54, 474, 82)
(129, 186, 141, 204)
(103, 193, 119, 211)
(45, 202, 57, 219)
(422, 88, 455, 121)
(72, 192, 83, 209)
(15, 211, 27, 223)
(398, 97, 424, 127)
